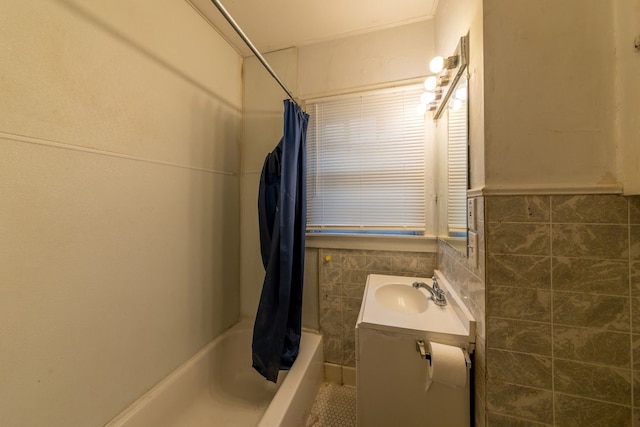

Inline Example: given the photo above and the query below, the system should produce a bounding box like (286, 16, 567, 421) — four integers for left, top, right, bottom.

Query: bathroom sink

(357, 272, 476, 340)
(374, 284, 429, 314)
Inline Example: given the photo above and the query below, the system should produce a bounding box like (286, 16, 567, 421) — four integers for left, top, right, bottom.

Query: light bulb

(424, 76, 437, 91)
(429, 56, 444, 73)
(420, 91, 436, 104)
(454, 87, 468, 101)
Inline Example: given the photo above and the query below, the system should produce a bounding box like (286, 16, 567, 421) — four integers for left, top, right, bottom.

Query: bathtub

(106, 319, 323, 427)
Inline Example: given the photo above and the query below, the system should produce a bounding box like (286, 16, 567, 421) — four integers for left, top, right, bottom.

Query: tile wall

(484, 194, 640, 426)
(438, 194, 487, 427)
(319, 195, 640, 425)
(317, 249, 437, 367)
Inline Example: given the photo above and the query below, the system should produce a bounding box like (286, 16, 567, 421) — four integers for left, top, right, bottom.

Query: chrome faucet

(412, 276, 447, 306)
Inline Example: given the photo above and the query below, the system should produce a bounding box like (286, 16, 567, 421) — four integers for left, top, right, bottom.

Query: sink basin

(374, 284, 429, 314)
(358, 273, 476, 340)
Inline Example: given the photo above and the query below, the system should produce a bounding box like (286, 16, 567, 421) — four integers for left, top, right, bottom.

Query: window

(306, 85, 427, 234)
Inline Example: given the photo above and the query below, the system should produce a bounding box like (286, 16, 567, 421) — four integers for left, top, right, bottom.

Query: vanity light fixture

(421, 92, 436, 104)
(424, 76, 438, 91)
(429, 55, 460, 74)
(438, 75, 450, 87)
(429, 56, 444, 73)
(418, 34, 469, 120)
(421, 90, 442, 104)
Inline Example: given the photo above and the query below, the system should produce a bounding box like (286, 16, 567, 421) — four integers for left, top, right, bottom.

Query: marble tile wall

(484, 194, 640, 426)
(318, 249, 436, 367)
(438, 194, 487, 427)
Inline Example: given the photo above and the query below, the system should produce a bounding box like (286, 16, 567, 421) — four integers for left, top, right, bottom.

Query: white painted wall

(483, 0, 619, 190)
(298, 20, 435, 98)
(614, 0, 640, 195)
(435, 0, 639, 194)
(0, 1, 242, 425)
(434, 0, 475, 54)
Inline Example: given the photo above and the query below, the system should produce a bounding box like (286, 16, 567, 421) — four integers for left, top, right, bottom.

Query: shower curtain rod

(210, 0, 302, 109)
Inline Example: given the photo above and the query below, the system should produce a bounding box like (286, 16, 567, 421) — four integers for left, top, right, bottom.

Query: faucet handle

(431, 276, 440, 291)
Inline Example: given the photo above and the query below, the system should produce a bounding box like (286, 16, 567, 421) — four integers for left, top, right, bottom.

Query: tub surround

(106, 319, 323, 427)
(0, 1, 241, 425)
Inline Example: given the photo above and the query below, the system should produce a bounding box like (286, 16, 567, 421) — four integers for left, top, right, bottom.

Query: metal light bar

(210, 0, 301, 107)
(433, 35, 469, 120)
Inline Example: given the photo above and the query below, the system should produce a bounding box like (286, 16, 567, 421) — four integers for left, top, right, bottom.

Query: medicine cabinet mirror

(433, 36, 469, 257)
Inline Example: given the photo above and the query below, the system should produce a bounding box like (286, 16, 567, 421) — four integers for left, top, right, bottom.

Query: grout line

(489, 346, 633, 371)
(628, 198, 634, 416)
(488, 412, 552, 427)
(492, 380, 632, 408)
(491, 283, 629, 299)
(549, 195, 556, 426)
(490, 252, 628, 262)
(487, 221, 630, 226)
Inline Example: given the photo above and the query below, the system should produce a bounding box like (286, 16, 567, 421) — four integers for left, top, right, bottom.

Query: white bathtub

(106, 319, 323, 427)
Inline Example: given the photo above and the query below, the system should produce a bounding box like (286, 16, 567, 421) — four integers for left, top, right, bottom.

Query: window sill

(305, 233, 438, 253)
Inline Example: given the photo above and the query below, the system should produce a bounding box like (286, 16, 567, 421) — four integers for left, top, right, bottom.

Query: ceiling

(189, 0, 439, 57)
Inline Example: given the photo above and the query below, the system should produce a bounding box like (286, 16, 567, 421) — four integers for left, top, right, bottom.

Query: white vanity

(355, 270, 475, 426)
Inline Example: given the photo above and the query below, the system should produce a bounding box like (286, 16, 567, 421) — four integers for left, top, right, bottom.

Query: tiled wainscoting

(438, 196, 487, 427)
(483, 194, 640, 426)
(317, 249, 436, 368)
(316, 194, 640, 426)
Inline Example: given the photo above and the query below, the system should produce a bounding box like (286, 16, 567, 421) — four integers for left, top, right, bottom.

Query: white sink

(357, 271, 476, 342)
(374, 284, 429, 314)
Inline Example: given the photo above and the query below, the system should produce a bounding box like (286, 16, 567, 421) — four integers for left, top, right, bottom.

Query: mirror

(433, 36, 469, 256)
(441, 75, 468, 255)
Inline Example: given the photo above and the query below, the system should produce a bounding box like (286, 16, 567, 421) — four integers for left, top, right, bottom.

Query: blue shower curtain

(253, 100, 309, 383)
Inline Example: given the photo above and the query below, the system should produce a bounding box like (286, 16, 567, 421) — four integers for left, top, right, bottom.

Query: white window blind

(306, 86, 426, 232)
(447, 99, 468, 234)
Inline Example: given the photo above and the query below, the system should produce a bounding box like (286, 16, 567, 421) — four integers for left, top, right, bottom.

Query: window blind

(306, 86, 426, 231)
(446, 100, 468, 234)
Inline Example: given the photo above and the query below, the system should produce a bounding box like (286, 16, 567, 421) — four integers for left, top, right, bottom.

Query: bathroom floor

(306, 383, 357, 427)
